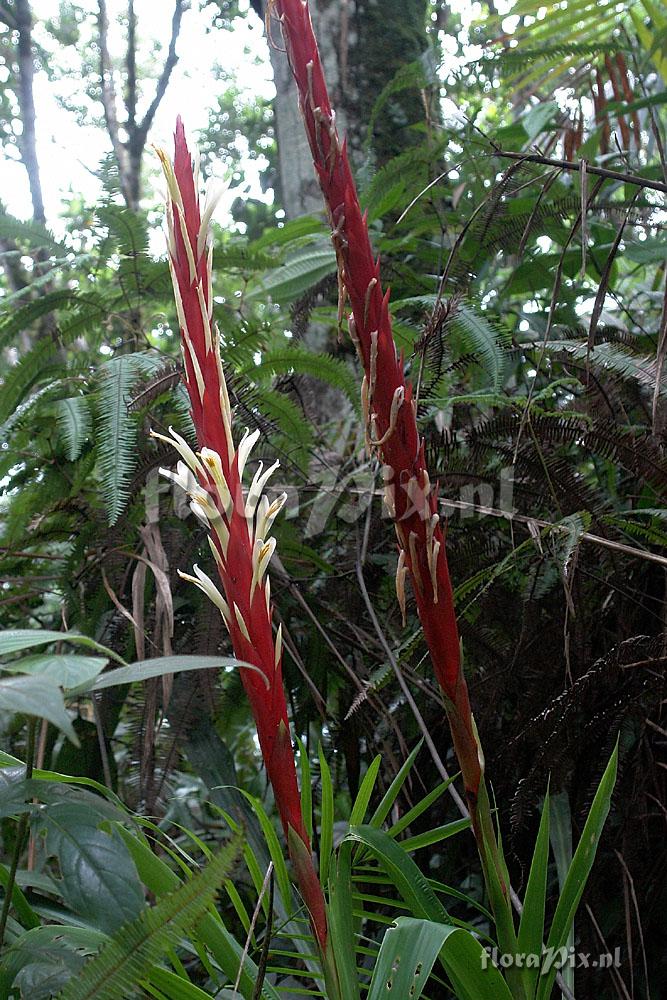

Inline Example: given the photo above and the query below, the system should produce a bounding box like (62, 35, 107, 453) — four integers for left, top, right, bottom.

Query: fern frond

(250, 244, 337, 303)
(255, 386, 315, 472)
(0, 291, 82, 351)
(544, 339, 667, 396)
(0, 208, 68, 255)
(96, 206, 149, 259)
(56, 396, 93, 461)
(0, 339, 66, 425)
(57, 833, 242, 1000)
(240, 346, 359, 408)
(451, 304, 511, 391)
(95, 353, 160, 525)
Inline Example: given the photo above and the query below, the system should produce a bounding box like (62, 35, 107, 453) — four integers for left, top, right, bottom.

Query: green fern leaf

(56, 833, 242, 1000)
(249, 244, 337, 303)
(56, 396, 93, 461)
(452, 305, 510, 391)
(0, 208, 68, 255)
(544, 339, 667, 396)
(0, 339, 66, 425)
(96, 206, 149, 258)
(240, 346, 358, 408)
(95, 354, 158, 525)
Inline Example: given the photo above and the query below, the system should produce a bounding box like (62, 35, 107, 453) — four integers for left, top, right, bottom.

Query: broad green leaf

(76, 655, 248, 694)
(238, 790, 293, 915)
(114, 826, 279, 1000)
(536, 744, 618, 1000)
(387, 778, 458, 839)
(1, 654, 108, 689)
(547, 791, 574, 998)
(318, 744, 334, 884)
(399, 818, 470, 852)
(365, 917, 491, 1000)
(522, 101, 559, 140)
(517, 793, 550, 997)
(147, 966, 215, 999)
(0, 925, 108, 999)
(327, 843, 362, 1000)
(0, 676, 78, 744)
(34, 804, 145, 934)
(0, 863, 41, 930)
(0, 630, 125, 664)
(249, 245, 336, 302)
(296, 737, 313, 842)
(439, 926, 515, 1000)
(57, 835, 242, 1000)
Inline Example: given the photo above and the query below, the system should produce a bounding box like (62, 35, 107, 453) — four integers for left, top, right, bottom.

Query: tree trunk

(261, 0, 434, 219)
(15, 0, 46, 224)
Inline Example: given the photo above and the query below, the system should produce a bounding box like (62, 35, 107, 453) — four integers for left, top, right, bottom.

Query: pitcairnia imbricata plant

(154, 46, 618, 1000)
(267, 0, 521, 962)
(153, 125, 340, 992)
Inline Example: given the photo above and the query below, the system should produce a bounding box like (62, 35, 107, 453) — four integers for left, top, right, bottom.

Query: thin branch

(97, 0, 131, 200)
(438, 498, 667, 570)
(491, 148, 667, 195)
(14, 0, 45, 223)
(136, 0, 184, 142)
(125, 0, 137, 130)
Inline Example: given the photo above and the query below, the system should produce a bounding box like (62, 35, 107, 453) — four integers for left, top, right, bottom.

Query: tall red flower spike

(268, 0, 483, 803)
(154, 121, 328, 957)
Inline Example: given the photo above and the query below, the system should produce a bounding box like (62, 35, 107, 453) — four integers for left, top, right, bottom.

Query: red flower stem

(269, 0, 519, 962)
(155, 123, 342, 994)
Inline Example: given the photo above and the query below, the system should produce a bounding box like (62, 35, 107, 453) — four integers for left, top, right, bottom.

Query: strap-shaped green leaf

(367, 916, 514, 1000)
(345, 825, 449, 924)
(536, 743, 618, 1000)
(517, 793, 550, 998)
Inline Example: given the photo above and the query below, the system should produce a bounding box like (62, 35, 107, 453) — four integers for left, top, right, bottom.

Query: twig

(234, 861, 274, 996)
(354, 532, 468, 818)
(491, 148, 667, 195)
(438, 498, 667, 570)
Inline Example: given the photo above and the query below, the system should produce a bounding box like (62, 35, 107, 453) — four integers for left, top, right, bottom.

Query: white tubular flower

(159, 460, 194, 493)
(200, 447, 233, 516)
(178, 564, 230, 623)
(190, 489, 223, 527)
(395, 549, 408, 626)
(245, 460, 280, 520)
(274, 622, 282, 668)
(189, 500, 211, 528)
(150, 427, 206, 479)
(250, 536, 277, 601)
(236, 428, 261, 480)
(255, 492, 287, 542)
(197, 184, 226, 260)
(233, 603, 251, 642)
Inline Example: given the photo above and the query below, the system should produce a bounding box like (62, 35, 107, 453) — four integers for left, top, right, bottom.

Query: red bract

(154, 120, 327, 952)
(270, 0, 482, 799)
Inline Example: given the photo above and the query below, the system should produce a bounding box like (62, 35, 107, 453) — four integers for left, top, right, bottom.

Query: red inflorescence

(272, 0, 481, 796)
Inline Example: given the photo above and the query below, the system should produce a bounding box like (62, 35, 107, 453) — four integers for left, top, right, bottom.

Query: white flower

(178, 564, 230, 625)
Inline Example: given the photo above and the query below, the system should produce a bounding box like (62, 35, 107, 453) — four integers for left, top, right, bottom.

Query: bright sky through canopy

(1, 0, 274, 228)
